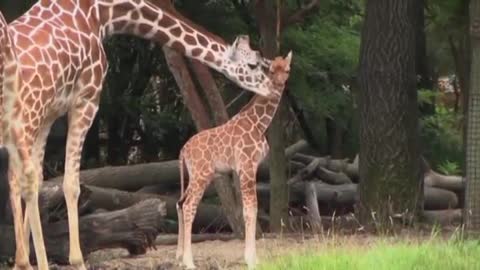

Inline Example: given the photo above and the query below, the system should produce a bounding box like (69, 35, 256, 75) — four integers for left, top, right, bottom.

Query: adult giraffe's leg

(9, 173, 32, 270)
(181, 169, 213, 269)
(64, 95, 99, 269)
(23, 124, 54, 259)
(22, 159, 49, 270)
(237, 165, 259, 270)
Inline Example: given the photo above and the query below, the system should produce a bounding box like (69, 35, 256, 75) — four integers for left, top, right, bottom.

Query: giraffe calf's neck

(176, 52, 293, 270)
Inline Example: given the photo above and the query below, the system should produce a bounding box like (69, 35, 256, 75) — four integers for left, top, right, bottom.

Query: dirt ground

(85, 234, 353, 270)
(1, 228, 458, 270)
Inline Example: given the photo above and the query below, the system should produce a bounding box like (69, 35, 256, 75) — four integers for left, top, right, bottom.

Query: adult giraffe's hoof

(13, 264, 33, 270)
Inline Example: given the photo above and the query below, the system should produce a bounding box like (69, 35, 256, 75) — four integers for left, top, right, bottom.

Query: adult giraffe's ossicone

(2, 0, 274, 269)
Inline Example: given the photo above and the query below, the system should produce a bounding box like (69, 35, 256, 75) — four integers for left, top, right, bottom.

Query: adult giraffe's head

(215, 35, 273, 96)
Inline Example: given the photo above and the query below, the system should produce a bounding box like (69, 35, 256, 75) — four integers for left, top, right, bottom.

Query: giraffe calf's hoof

(69, 259, 86, 270)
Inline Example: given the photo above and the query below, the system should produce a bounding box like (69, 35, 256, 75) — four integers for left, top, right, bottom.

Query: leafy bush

(418, 90, 463, 172)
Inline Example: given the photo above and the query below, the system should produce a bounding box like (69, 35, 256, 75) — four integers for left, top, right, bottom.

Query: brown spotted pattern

(176, 52, 293, 270)
(3, 1, 274, 270)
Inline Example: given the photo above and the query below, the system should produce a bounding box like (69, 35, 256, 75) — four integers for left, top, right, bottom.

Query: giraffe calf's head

(268, 51, 293, 90)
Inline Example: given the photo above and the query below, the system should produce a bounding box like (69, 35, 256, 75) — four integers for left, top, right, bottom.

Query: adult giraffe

(3, 0, 274, 269)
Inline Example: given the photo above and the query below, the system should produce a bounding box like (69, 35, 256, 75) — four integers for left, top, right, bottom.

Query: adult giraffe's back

(4, 0, 273, 269)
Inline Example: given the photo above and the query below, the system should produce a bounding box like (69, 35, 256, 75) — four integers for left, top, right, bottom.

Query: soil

(0, 228, 459, 270)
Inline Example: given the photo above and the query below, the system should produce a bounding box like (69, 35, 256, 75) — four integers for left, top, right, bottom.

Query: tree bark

(163, 46, 211, 129)
(415, 0, 434, 115)
(464, 0, 480, 234)
(255, 0, 290, 233)
(357, 0, 422, 231)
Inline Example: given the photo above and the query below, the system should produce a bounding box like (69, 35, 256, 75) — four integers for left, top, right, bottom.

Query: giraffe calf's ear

(285, 51, 293, 67)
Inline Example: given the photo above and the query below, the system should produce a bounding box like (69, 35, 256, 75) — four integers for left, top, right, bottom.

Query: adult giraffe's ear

(227, 35, 250, 61)
(285, 51, 293, 67)
(226, 36, 241, 61)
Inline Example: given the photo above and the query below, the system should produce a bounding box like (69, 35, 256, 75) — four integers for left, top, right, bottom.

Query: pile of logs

(0, 140, 465, 264)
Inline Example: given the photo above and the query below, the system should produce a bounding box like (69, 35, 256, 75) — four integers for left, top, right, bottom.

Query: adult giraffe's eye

(248, 63, 258, 70)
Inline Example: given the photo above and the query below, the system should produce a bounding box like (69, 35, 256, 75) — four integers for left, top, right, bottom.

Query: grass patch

(259, 239, 480, 270)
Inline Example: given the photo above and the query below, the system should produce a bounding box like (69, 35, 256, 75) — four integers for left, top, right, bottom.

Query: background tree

(357, 0, 422, 231)
(464, 0, 480, 233)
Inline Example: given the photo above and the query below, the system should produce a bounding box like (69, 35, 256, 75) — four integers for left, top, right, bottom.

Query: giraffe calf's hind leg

(181, 170, 213, 270)
(176, 200, 185, 262)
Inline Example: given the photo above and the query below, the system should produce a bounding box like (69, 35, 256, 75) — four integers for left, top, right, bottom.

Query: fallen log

(287, 158, 322, 185)
(79, 185, 232, 233)
(292, 153, 359, 179)
(421, 209, 462, 225)
(315, 167, 352, 185)
(0, 199, 165, 264)
(48, 140, 309, 192)
(258, 182, 458, 212)
(424, 169, 465, 192)
(2, 182, 93, 225)
(48, 160, 180, 192)
(155, 233, 236, 245)
(304, 181, 322, 234)
(424, 187, 459, 210)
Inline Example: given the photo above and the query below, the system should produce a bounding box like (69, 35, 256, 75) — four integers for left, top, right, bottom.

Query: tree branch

(282, 0, 321, 29)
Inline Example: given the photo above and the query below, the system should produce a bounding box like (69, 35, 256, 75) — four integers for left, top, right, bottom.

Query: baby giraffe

(176, 51, 293, 269)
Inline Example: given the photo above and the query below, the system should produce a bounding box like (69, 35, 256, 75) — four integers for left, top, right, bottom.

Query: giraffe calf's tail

(178, 151, 187, 203)
(0, 147, 10, 224)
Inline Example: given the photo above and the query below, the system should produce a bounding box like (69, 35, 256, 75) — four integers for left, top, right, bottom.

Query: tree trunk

(357, 0, 422, 231)
(464, 0, 480, 234)
(415, 0, 434, 115)
(163, 46, 211, 129)
(255, 0, 290, 233)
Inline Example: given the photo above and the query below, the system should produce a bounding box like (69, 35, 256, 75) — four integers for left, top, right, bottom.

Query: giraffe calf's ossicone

(176, 52, 293, 270)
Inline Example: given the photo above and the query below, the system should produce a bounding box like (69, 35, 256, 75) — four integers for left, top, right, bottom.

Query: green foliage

(283, 13, 360, 123)
(438, 160, 461, 175)
(419, 99, 463, 171)
(426, 0, 468, 75)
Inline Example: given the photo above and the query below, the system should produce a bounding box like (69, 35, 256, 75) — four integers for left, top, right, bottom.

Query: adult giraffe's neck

(235, 87, 285, 135)
(97, 0, 228, 70)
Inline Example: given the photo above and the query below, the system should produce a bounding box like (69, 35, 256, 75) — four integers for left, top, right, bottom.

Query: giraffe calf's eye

(247, 63, 258, 70)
